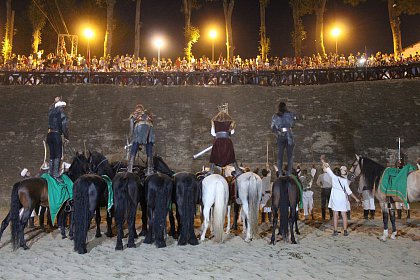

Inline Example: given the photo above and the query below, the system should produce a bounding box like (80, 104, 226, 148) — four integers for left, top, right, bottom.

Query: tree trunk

(292, 2, 302, 57)
(3, 0, 13, 59)
(134, 0, 142, 58)
(259, 0, 268, 61)
(388, 0, 402, 56)
(104, 0, 116, 57)
(183, 0, 192, 55)
(32, 29, 41, 54)
(223, 0, 235, 63)
(314, 0, 326, 57)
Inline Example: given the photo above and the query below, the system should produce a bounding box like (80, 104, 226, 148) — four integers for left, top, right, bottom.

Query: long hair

(360, 157, 385, 190)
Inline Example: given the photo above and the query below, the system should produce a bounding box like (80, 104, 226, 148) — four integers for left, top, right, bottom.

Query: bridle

(347, 158, 361, 182)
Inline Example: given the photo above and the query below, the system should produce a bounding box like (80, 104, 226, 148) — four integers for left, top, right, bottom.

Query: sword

(125, 136, 132, 160)
(193, 145, 213, 159)
(40, 140, 49, 170)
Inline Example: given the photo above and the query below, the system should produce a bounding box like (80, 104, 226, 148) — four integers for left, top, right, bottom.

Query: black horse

(270, 176, 301, 245)
(143, 172, 173, 248)
(112, 171, 141, 250)
(173, 172, 200, 246)
(0, 153, 89, 250)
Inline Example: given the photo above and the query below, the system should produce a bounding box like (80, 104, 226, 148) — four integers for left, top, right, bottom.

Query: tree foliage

(28, 1, 47, 54)
(184, 26, 200, 61)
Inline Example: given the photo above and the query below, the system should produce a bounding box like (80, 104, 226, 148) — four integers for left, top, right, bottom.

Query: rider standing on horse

(271, 102, 296, 177)
(209, 103, 242, 176)
(128, 104, 155, 175)
(47, 98, 69, 181)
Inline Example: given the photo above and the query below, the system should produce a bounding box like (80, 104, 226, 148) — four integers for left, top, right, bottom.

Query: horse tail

(279, 178, 290, 237)
(213, 178, 227, 243)
(154, 176, 172, 246)
(73, 177, 91, 253)
(248, 175, 259, 238)
(113, 174, 129, 228)
(10, 182, 22, 250)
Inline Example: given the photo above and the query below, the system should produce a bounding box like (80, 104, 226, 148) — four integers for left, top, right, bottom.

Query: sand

(0, 207, 419, 280)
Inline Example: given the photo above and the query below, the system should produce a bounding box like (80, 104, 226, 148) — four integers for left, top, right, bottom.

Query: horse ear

(355, 154, 360, 160)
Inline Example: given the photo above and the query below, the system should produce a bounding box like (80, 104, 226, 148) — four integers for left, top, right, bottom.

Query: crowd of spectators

(0, 50, 419, 73)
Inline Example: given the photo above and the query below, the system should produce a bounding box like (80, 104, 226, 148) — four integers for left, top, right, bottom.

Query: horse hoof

(105, 232, 113, 238)
(22, 245, 30, 250)
(127, 243, 136, 248)
(156, 241, 166, 248)
(139, 230, 147, 237)
(133, 233, 138, 239)
(380, 236, 387, 242)
(69, 236, 74, 241)
(61, 235, 67, 239)
(189, 238, 199, 246)
(78, 249, 86, 254)
(270, 240, 275, 245)
(291, 240, 297, 244)
(115, 244, 123, 251)
(95, 233, 102, 238)
(143, 237, 153, 244)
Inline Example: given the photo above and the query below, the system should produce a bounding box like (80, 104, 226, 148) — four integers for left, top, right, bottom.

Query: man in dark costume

(47, 99, 69, 181)
(128, 104, 155, 175)
(209, 103, 242, 176)
(271, 102, 296, 177)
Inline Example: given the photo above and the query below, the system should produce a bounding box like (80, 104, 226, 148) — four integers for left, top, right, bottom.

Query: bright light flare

(209, 30, 217, 39)
(153, 37, 165, 49)
(83, 28, 94, 40)
(331, 27, 341, 38)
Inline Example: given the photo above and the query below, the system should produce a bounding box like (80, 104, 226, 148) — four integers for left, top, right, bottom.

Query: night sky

(1, 0, 419, 59)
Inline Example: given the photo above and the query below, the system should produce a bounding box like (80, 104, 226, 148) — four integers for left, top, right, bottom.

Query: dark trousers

(276, 136, 294, 176)
(321, 188, 333, 220)
(131, 142, 153, 158)
(47, 132, 62, 160)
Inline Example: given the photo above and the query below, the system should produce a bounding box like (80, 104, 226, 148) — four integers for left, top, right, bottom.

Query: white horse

(235, 172, 262, 242)
(200, 174, 229, 243)
(349, 154, 420, 241)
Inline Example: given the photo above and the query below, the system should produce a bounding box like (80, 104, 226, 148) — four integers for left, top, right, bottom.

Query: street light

(209, 29, 217, 62)
(331, 27, 341, 55)
(83, 28, 94, 67)
(153, 37, 165, 68)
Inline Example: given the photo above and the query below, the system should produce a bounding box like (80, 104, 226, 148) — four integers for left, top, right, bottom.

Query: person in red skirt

(209, 103, 243, 176)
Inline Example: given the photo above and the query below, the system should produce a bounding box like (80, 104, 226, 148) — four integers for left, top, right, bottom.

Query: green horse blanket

(290, 175, 304, 209)
(101, 175, 114, 211)
(40, 173, 73, 224)
(379, 164, 416, 207)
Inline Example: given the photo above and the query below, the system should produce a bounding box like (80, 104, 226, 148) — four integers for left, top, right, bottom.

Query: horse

(0, 153, 89, 250)
(200, 174, 229, 243)
(224, 175, 242, 234)
(113, 171, 142, 250)
(143, 172, 173, 248)
(270, 176, 301, 245)
(173, 172, 200, 246)
(235, 172, 262, 242)
(348, 155, 420, 241)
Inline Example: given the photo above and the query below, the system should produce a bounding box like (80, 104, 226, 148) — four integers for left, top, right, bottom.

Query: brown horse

(348, 155, 420, 241)
(0, 153, 89, 250)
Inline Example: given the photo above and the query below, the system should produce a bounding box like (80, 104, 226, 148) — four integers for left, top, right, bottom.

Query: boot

(54, 158, 63, 182)
(370, 210, 375, 220)
(397, 209, 402, 219)
(145, 157, 154, 176)
(261, 212, 266, 223)
(49, 159, 54, 177)
(28, 217, 35, 228)
(127, 155, 135, 173)
(233, 161, 243, 177)
(364, 210, 369, 220)
(321, 207, 326, 220)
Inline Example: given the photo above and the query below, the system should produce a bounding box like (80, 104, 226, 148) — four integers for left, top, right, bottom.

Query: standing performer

(271, 102, 297, 176)
(128, 104, 155, 175)
(209, 103, 242, 176)
(47, 99, 69, 181)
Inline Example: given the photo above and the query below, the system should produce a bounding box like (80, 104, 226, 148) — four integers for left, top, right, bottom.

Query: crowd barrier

(1, 63, 419, 86)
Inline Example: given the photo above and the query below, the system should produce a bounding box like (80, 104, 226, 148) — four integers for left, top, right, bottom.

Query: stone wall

(0, 79, 419, 206)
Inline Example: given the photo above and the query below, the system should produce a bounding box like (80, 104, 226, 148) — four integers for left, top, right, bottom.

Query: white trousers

(302, 191, 314, 216)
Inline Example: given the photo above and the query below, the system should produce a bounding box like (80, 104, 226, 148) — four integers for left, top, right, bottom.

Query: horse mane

(67, 153, 88, 181)
(153, 155, 175, 176)
(360, 157, 385, 189)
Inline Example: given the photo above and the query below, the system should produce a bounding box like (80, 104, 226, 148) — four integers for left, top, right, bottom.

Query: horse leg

(0, 212, 10, 241)
(58, 210, 67, 239)
(115, 217, 124, 250)
(127, 203, 136, 248)
(168, 203, 176, 238)
(225, 204, 231, 234)
(380, 202, 390, 242)
(389, 204, 397, 240)
(143, 208, 154, 244)
(39, 207, 46, 231)
(69, 210, 74, 240)
(94, 207, 102, 238)
(105, 208, 114, 238)
(241, 203, 251, 242)
(295, 208, 300, 235)
(200, 205, 210, 241)
(19, 209, 31, 250)
(270, 207, 278, 245)
(289, 206, 297, 244)
(233, 202, 240, 230)
(139, 199, 148, 237)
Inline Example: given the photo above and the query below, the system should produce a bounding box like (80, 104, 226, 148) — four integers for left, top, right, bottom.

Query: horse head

(348, 155, 362, 182)
(153, 155, 175, 176)
(88, 151, 115, 178)
(67, 152, 89, 181)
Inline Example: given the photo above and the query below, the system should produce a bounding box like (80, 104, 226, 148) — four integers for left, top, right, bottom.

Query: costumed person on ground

(300, 169, 314, 220)
(128, 104, 155, 175)
(271, 102, 297, 177)
(358, 168, 376, 220)
(260, 163, 272, 224)
(340, 165, 352, 221)
(321, 156, 360, 236)
(209, 103, 242, 176)
(317, 168, 333, 220)
(47, 98, 69, 182)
